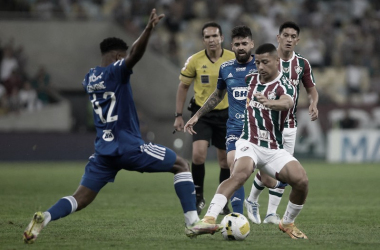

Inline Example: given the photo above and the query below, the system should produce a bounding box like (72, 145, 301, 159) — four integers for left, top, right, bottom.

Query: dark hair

(279, 21, 300, 35)
(100, 37, 128, 54)
(201, 22, 222, 37)
(231, 25, 252, 40)
(255, 43, 277, 55)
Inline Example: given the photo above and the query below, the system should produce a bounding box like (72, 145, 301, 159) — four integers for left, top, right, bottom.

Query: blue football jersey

(82, 59, 144, 156)
(217, 56, 257, 135)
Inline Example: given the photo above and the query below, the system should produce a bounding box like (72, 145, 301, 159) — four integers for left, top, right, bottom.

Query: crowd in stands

(1, 0, 380, 108)
(0, 37, 58, 115)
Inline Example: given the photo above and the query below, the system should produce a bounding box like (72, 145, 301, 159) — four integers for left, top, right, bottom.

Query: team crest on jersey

(283, 67, 290, 73)
(241, 146, 249, 152)
(295, 66, 303, 75)
(267, 90, 276, 100)
(102, 130, 114, 142)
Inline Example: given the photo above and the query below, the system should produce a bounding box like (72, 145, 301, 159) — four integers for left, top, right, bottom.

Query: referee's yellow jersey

(179, 49, 235, 110)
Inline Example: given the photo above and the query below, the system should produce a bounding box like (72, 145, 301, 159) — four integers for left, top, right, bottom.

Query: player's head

(254, 43, 279, 82)
(231, 25, 254, 64)
(201, 22, 224, 52)
(277, 21, 300, 53)
(100, 37, 128, 62)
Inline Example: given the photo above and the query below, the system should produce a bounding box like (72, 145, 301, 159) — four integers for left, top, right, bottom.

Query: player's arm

(305, 86, 319, 121)
(124, 9, 164, 69)
(254, 92, 293, 111)
(173, 81, 190, 132)
(184, 88, 226, 135)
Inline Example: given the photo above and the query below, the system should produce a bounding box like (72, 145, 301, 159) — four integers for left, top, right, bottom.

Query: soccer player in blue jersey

(184, 25, 277, 214)
(192, 43, 309, 239)
(23, 9, 220, 244)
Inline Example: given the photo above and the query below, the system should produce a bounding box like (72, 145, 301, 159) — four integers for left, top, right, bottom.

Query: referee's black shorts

(191, 104, 228, 150)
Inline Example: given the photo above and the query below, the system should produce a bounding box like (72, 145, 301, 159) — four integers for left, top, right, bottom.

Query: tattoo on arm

(197, 89, 225, 117)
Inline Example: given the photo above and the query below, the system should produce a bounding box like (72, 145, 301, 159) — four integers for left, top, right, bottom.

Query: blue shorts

(81, 143, 177, 192)
(226, 132, 241, 153)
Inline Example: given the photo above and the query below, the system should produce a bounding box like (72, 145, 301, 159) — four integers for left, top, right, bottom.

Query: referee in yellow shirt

(174, 22, 235, 215)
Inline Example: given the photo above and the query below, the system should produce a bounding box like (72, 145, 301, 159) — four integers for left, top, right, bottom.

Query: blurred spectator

(2, 69, 23, 96)
(19, 80, 42, 112)
(31, 66, 52, 105)
(339, 110, 359, 129)
(0, 46, 18, 82)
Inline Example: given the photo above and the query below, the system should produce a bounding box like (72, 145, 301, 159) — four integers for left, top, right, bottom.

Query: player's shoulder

(188, 50, 207, 61)
(220, 58, 236, 70)
(245, 71, 259, 83)
(294, 52, 311, 63)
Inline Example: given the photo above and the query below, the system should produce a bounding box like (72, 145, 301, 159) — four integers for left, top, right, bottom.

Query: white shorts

(283, 127, 297, 155)
(234, 139, 298, 179)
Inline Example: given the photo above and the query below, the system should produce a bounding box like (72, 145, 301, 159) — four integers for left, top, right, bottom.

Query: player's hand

(173, 116, 184, 133)
(146, 8, 165, 29)
(253, 92, 270, 107)
(309, 104, 318, 121)
(184, 116, 199, 135)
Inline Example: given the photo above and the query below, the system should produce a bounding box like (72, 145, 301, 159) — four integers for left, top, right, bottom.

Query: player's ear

(220, 35, 224, 43)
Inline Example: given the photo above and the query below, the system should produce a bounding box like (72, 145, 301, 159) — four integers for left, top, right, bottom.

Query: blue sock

(174, 172, 196, 213)
(47, 196, 78, 221)
(231, 186, 245, 214)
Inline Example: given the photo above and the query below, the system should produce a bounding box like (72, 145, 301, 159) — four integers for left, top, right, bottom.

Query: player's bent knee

(172, 156, 190, 174)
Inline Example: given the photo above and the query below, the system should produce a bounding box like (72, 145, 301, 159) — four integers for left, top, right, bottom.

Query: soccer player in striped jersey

(193, 43, 309, 239)
(23, 9, 220, 244)
(245, 21, 319, 225)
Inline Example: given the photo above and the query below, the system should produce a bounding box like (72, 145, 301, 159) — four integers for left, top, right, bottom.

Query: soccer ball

(220, 212, 250, 240)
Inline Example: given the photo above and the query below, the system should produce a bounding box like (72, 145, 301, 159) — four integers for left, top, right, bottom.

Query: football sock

(174, 172, 197, 217)
(219, 168, 230, 183)
(283, 201, 303, 224)
(231, 186, 245, 214)
(184, 211, 200, 226)
(247, 173, 265, 203)
(267, 188, 285, 215)
(191, 163, 205, 198)
(47, 196, 78, 221)
(205, 193, 227, 219)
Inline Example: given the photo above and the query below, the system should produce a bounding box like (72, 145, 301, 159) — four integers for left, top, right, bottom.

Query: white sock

(205, 194, 227, 220)
(184, 211, 199, 226)
(267, 188, 285, 215)
(282, 201, 303, 224)
(43, 211, 51, 227)
(247, 176, 264, 203)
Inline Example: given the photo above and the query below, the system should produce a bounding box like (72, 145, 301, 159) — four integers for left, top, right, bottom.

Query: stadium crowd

(1, 0, 379, 111)
(0, 37, 59, 115)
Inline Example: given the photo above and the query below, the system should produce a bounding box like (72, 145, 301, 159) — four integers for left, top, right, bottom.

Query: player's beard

(236, 51, 250, 63)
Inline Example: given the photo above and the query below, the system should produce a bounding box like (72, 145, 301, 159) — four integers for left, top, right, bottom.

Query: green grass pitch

(0, 161, 379, 250)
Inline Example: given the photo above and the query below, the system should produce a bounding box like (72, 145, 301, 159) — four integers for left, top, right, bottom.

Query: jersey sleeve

(301, 58, 316, 88)
(216, 67, 226, 90)
(179, 55, 196, 85)
(109, 59, 133, 84)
